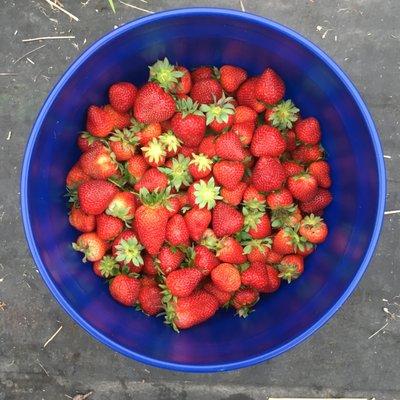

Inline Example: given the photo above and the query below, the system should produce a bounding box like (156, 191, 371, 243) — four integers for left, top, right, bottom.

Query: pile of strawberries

(67, 58, 332, 330)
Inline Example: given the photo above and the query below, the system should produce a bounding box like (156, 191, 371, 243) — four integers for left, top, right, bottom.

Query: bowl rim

(20, 7, 386, 373)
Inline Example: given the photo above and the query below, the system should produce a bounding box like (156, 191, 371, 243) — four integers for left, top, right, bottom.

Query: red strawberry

(213, 161, 244, 190)
(106, 192, 136, 222)
(148, 58, 189, 93)
(221, 182, 247, 206)
(159, 130, 182, 157)
(299, 188, 332, 213)
(285, 130, 297, 151)
(241, 262, 270, 291)
(112, 231, 144, 271)
(133, 82, 176, 123)
(158, 246, 185, 275)
(216, 237, 247, 264)
(108, 82, 137, 113)
(247, 213, 271, 239)
(190, 78, 223, 104)
(272, 228, 296, 255)
(236, 77, 266, 112)
(299, 214, 328, 244)
(96, 213, 124, 241)
(211, 263, 241, 292)
(78, 180, 119, 215)
(231, 122, 255, 146)
(77, 132, 100, 153)
(243, 239, 271, 263)
(142, 254, 158, 276)
(134, 190, 170, 255)
(69, 206, 96, 232)
(291, 144, 323, 164)
(233, 105, 257, 124)
(92, 260, 103, 277)
(277, 254, 304, 283)
(215, 131, 245, 161)
(141, 138, 166, 167)
(297, 244, 315, 257)
(171, 98, 206, 147)
(252, 157, 286, 192)
(184, 206, 212, 241)
(66, 162, 90, 188)
(136, 122, 162, 146)
(138, 285, 163, 315)
(109, 140, 135, 162)
(194, 245, 219, 276)
(255, 68, 285, 105)
(243, 185, 266, 204)
(198, 136, 216, 158)
(265, 250, 283, 264)
(287, 173, 318, 202)
(250, 125, 286, 157)
(203, 282, 231, 306)
(308, 160, 331, 188)
(180, 145, 199, 157)
(219, 65, 247, 92)
(126, 154, 148, 181)
(282, 160, 304, 177)
(109, 274, 140, 306)
(191, 66, 213, 82)
(201, 95, 235, 133)
(295, 117, 321, 145)
(189, 153, 213, 180)
(166, 214, 190, 246)
(212, 202, 244, 237)
(171, 66, 192, 94)
(166, 196, 182, 217)
(171, 290, 219, 330)
(232, 288, 259, 317)
(86, 105, 114, 138)
(104, 105, 131, 130)
(266, 188, 293, 209)
(79, 145, 117, 180)
(260, 265, 281, 293)
(72, 232, 107, 262)
(264, 108, 274, 125)
(134, 168, 168, 192)
(141, 275, 158, 287)
(165, 268, 203, 297)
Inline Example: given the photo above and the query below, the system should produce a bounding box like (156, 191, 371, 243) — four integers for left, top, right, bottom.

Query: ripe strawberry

(198, 136, 216, 158)
(299, 188, 332, 213)
(104, 105, 131, 130)
(78, 180, 119, 215)
(171, 98, 206, 147)
(215, 131, 245, 161)
(142, 254, 158, 276)
(243, 185, 266, 204)
(299, 214, 328, 244)
(171, 66, 192, 94)
(282, 160, 304, 177)
(213, 160, 244, 190)
(284, 130, 297, 151)
(216, 237, 247, 264)
(166, 214, 190, 246)
(191, 66, 213, 82)
(166, 196, 182, 217)
(79, 145, 117, 180)
(96, 213, 124, 241)
(72, 232, 107, 262)
(277, 254, 304, 283)
(191, 178, 222, 210)
(266, 188, 293, 209)
(252, 157, 286, 192)
(291, 144, 323, 164)
(190, 78, 223, 104)
(179, 145, 199, 157)
(109, 82, 137, 113)
(159, 130, 182, 157)
(231, 122, 255, 146)
(241, 262, 270, 291)
(69, 206, 96, 232)
(106, 192, 136, 222)
(255, 68, 285, 105)
(136, 122, 162, 146)
(159, 154, 192, 191)
(233, 105, 258, 124)
(247, 213, 271, 239)
(211, 263, 241, 292)
(169, 290, 219, 330)
(138, 285, 163, 315)
(189, 153, 213, 180)
(112, 230, 144, 270)
(77, 132, 100, 153)
(287, 173, 318, 202)
(232, 288, 259, 317)
(158, 245, 185, 275)
(184, 206, 212, 241)
(92, 260, 103, 277)
(66, 162, 90, 188)
(221, 181, 247, 206)
(108, 128, 138, 161)
(135, 189, 170, 255)
(126, 154, 148, 181)
(148, 58, 188, 93)
(295, 117, 321, 145)
(212, 202, 244, 237)
(236, 77, 266, 112)
(86, 105, 114, 138)
(219, 65, 247, 92)
(272, 228, 297, 255)
(250, 125, 286, 157)
(134, 168, 168, 192)
(165, 268, 203, 297)
(203, 282, 231, 306)
(109, 274, 141, 306)
(308, 160, 331, 188)
(243, 238, 271, 263)
(193, 244, 219, 276)
(260, 265, 281, 293)
(133, 82, 176, 123)
(265, 250, 283, 264)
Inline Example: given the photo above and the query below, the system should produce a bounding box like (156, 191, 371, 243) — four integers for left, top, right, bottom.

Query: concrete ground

(1, 0, 399, 399)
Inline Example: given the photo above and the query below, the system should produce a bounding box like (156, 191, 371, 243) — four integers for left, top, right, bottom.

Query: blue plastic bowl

(21, 8, 385, 372)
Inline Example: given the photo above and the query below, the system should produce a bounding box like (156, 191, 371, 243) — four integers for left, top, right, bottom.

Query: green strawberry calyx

(301, 213, 323, 228)
(149, 58, 185, 91)
(159, 130, 182, 154)
(242, 208, 263, 231)
(99, 255, 120, 278)
(193, 177, 222, 210)
(271, 204, 298, 228)
(200, 93, 235, 125)
(106, 199, 134, 223)
(115, 237, 144, 267)
(242, 236, 272, 255)
(242, 198, 266, 213)
(189, 153, 213, 173)
(283, 226, 313, 252)
(158, 154, 192, 191)
(138, 187, 172, 209)
(175, 97, 204, 118)
(109, 128, 139, 147)
(277, 262, 300, 283)
(268, 99, 299, 131)
(159, 281, 179, 332)
(141, 137, 166, 165)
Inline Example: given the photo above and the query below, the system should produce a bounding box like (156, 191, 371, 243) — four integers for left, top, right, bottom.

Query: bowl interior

(22, 9, 384, 371)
